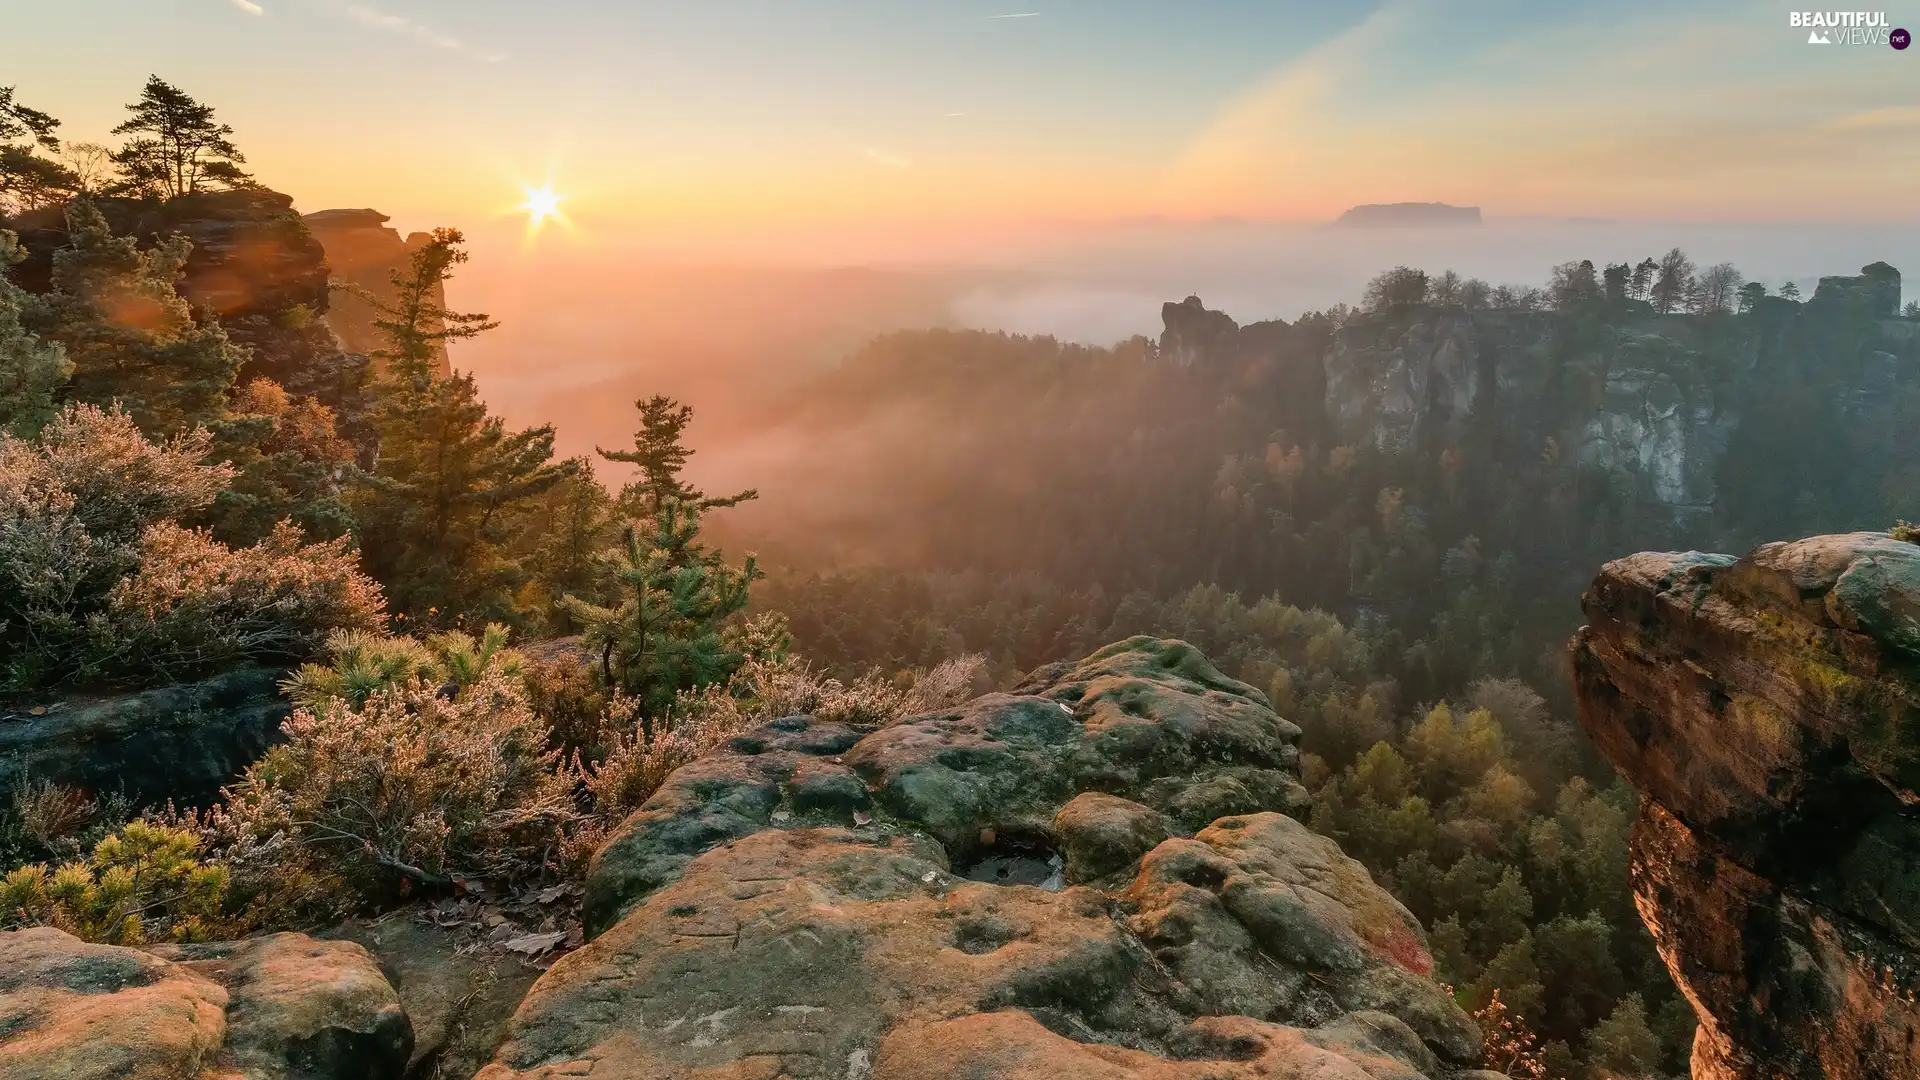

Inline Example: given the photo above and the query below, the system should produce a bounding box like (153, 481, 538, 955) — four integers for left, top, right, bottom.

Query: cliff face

(303, 208, 450, 377)
(5, 190, 370, 421)
(1163, 277, 1914, 523)
(1571, 532, 1920, 1079)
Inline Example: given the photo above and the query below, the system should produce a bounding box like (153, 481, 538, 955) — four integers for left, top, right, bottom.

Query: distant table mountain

(1334, 202, 1482, 227)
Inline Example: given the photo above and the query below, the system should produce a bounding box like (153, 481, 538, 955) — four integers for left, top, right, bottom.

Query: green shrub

(1893, 521, 1920, 544)
(0, 819, 232, 945)
(281, 623, 521, 711)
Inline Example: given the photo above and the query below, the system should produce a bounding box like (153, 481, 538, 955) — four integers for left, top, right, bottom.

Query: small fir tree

(560, 498, 761, 726)
(598, 394, 755, 517)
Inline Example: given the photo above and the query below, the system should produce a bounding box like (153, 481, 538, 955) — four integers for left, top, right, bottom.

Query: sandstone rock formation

(486, 638, 1481, 1079)
(4, 189, 370, 421)
(0, 666, 290, 807)
(303, 208, 450, 377)
(1571, 531, 1920, 1080)
(0, 926, 411, 1079)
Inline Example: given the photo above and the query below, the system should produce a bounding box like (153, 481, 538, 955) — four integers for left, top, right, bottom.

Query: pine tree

(559, 499, 761, 724)
(0, 85, 77, 214)
(23, 199, 243, 435)
(1586, 993, 1660, 1077)
(368, 227, 494, 381)
(597, 394, 755, 517)
(0, 230, 71, 435)
(352, 229, 569, 623)
(109, 76, 252, 199)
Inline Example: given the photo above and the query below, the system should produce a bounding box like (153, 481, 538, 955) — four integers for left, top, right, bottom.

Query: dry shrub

(92, 520, 386, 680)
(1475, 987, 1551, 1079)
(897, 653, 992, 719)
(585, 688, 751, 821)
(205, 670, 584, 917)
(10, 779, 97, 853)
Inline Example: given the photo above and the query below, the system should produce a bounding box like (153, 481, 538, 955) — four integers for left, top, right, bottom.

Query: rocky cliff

(1571, 531, 1920, 1079)
(4, 190, 371, 422)
(1, 638, 1494, 1080)
(303, 208, 450, 377)
(1164, 273, 1914, 523)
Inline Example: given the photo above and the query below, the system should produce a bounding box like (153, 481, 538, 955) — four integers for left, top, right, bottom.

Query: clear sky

(6, 0, 1917, 254)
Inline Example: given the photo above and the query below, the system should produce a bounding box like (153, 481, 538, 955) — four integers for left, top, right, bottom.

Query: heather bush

(0, 819, 233, 945)
(89, 520, 385, 681)
(205, 670, 586, 917)
(0, 403, 383, 692)
(896, 653, 992, 718)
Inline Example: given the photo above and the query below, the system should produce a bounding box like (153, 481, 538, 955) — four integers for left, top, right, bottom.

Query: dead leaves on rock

(425, 880, 585, 968)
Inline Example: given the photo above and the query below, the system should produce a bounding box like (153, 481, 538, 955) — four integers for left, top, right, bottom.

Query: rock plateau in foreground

(484, 637, 1487, 1079)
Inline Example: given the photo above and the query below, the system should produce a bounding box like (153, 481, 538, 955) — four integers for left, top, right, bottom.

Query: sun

(520, 185, 566, 230)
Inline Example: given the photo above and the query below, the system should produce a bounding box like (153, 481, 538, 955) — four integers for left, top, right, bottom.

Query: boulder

(0, 666, 290, 808)
(1571, 531, 1920, 1080)
(1051, 793, 1168, 883)
(0, 926, 411, 1080)
(322, 915, 543, 1079)
(495, 639, 1474, 1080)
(149, 933, 412, 1079)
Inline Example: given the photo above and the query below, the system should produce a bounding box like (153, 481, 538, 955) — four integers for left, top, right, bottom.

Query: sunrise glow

(519, 185, 566, 233)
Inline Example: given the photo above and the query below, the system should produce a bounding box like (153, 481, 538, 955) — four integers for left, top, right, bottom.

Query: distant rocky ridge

(303, 208, 450, 377)
(1571, 531, 1920, 1079)
(1336, 203, 1482, 227)
(1160, 268, 1912, 520)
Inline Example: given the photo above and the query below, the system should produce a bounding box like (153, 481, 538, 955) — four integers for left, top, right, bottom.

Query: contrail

(988, 12, 1040, 18)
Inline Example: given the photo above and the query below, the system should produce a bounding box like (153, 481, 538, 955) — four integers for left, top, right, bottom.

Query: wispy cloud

(1829, 106, 1920, 130)
(987, 12, 1040, 19)
(1165, 0, 1915, 220)
(344, 3, 506, 63)
(228, 0, 263, 14)
(861, 146, 911, 169)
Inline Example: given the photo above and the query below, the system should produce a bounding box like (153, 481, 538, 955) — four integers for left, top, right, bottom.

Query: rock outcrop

(302, 208, 450, 377)
(0, 926, 411, 1079)
(4, 190, 371, 423)
(1571, 531, 1920, 1079)
(486, 638, 1480, 1080)
(0, 666, 290, 807)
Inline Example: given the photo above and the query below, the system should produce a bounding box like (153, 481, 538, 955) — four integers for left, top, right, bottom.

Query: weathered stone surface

(0, 926, 411, 1080)
(485, 821, 1470, 1080)
(0, 666, 290, 808)
(0, 926, 229, 1080)
(501, 639, 1473, 1080)
(1052, 793, 1168, 883)
(322, 915, 542, 1080)
(586, 638, 1308, 935)
(1572, 531, 1920, 1080)
(150, 933, 412, 1079)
